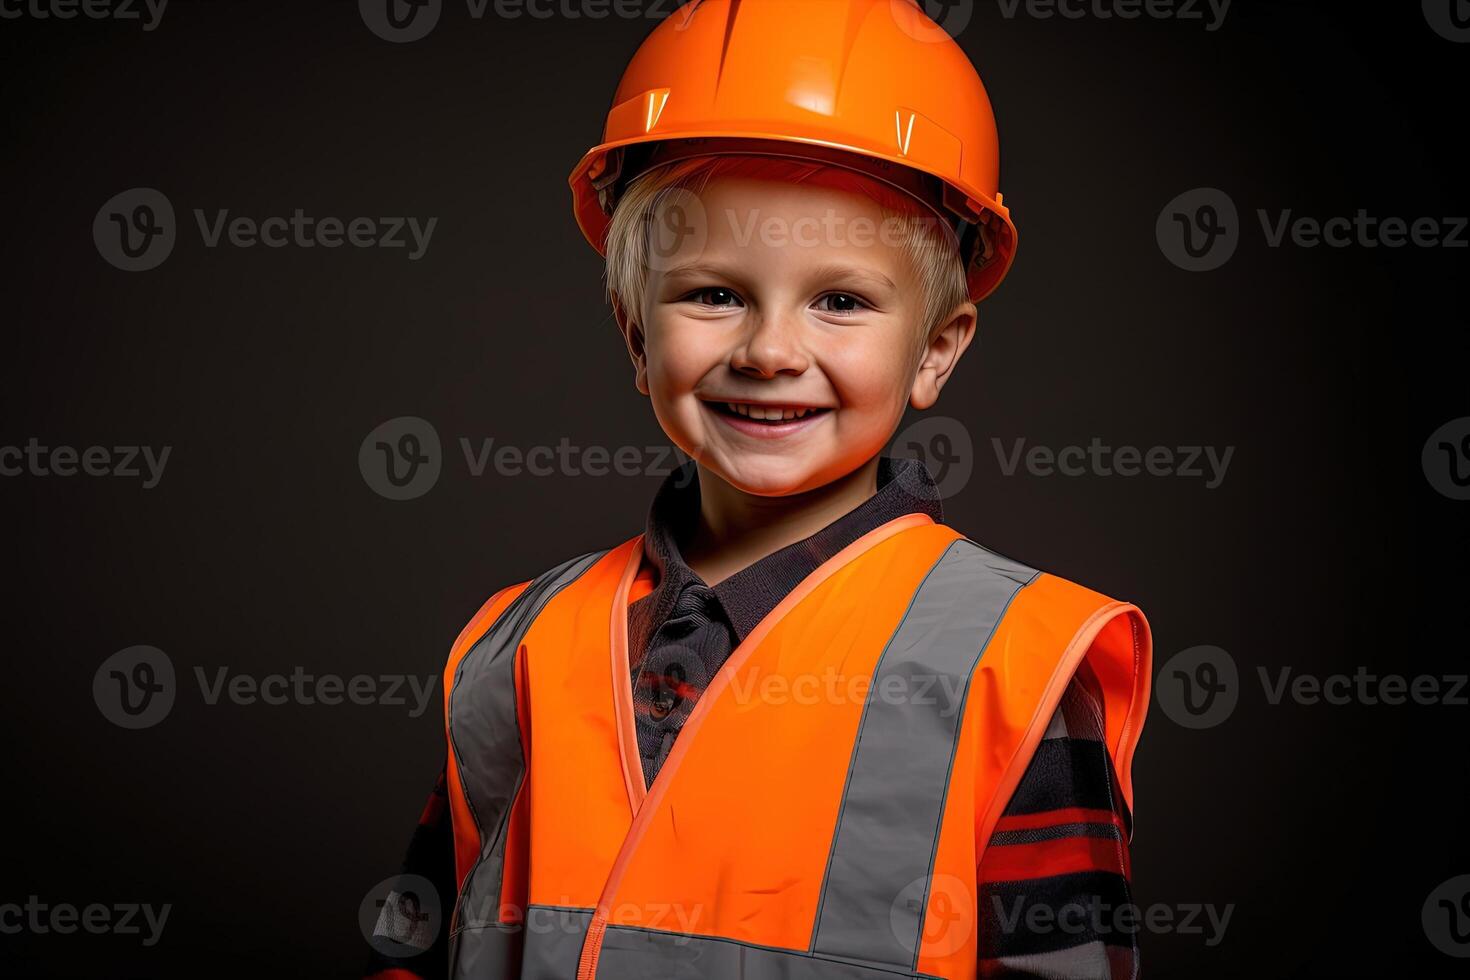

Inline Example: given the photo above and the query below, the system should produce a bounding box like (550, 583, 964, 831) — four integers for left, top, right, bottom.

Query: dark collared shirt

(626, 455, 943, 786)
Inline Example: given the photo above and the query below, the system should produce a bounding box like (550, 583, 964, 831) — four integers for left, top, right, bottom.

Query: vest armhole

(975, 583, 1152, 859)
(1087, 604, 1151, 821)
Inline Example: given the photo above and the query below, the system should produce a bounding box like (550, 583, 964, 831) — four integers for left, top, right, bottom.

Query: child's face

(622, 175, 973, 497)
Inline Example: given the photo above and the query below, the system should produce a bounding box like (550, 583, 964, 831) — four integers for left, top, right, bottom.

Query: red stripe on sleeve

(979, 834, 1130, 882)
(991, 807, 1123, 835)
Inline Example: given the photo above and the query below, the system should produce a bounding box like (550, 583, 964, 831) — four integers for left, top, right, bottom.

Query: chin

(704, 453, 832, 497)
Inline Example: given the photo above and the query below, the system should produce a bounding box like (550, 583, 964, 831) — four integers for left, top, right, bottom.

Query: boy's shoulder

(447, 540, 638, 663)
(924, 522, 1132, 608)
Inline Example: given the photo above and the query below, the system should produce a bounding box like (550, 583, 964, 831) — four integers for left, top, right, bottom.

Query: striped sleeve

(364, 764, 456, 980)
(977, 662, 1138, 980)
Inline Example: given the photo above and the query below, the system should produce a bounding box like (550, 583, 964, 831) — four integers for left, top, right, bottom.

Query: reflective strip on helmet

(448, 550, 609, 976)
(810, 538, 1038, 970)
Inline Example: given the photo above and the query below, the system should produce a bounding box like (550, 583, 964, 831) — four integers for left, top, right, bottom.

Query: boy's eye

(815, 292, 868, 314)
(687, 288, 743, 307)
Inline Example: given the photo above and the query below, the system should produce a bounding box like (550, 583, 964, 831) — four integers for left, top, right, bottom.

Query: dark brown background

(1, 0, 1466, 976)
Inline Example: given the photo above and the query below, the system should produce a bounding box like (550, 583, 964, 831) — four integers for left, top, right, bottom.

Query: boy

(367, 2, 1151, 978)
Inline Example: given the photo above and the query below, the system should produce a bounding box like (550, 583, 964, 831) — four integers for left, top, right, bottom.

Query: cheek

(822, 329, 919, 410)
(645, 334, 699, 393)
(642, 317, 716, 412)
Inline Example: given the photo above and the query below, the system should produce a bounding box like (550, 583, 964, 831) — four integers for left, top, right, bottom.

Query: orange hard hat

(568, 0, 1017, 302)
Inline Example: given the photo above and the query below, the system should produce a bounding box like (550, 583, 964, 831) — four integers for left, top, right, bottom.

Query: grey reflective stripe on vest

(457, 906, 926, 980)
(595, 920, 944, 980)
(810, 538, 1037, 971)
(456, 906, 591, 980)
(448, 549, 608, 978)
(520, 906, 592, 979)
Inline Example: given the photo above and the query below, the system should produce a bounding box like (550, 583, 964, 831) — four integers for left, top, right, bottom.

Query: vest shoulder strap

(964, 546, 1152, 824)
(441, 543, 630, 887)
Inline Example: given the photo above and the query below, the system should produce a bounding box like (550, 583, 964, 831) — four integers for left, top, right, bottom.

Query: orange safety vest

(441, 514, 1150, 979)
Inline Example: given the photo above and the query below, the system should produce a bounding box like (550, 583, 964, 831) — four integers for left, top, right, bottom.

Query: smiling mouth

(706, 401, 833, 424)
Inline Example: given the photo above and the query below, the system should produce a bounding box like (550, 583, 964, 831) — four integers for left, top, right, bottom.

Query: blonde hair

(604, 155, 970, 356)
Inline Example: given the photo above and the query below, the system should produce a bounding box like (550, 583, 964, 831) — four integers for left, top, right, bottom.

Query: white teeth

(725, 403, 819, 421)
(723, 402, 829, 423)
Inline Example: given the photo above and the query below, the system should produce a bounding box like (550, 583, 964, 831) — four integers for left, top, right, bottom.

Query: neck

(681, 457, 883, 587)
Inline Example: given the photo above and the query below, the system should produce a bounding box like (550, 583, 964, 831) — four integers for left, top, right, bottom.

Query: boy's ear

(910, 300, 978, 411)
(611, 296, 651, 396)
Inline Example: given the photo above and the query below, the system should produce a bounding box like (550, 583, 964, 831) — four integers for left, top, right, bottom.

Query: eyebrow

(659, 262, 741, 281)
(806, 264, 898, 292)
(659, 261, 898, 293)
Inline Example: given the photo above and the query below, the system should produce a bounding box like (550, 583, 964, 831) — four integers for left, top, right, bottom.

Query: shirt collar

(633, 455, 945, 643)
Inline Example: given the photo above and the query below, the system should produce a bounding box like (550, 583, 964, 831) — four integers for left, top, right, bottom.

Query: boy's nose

(730, 312, 810, 378)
